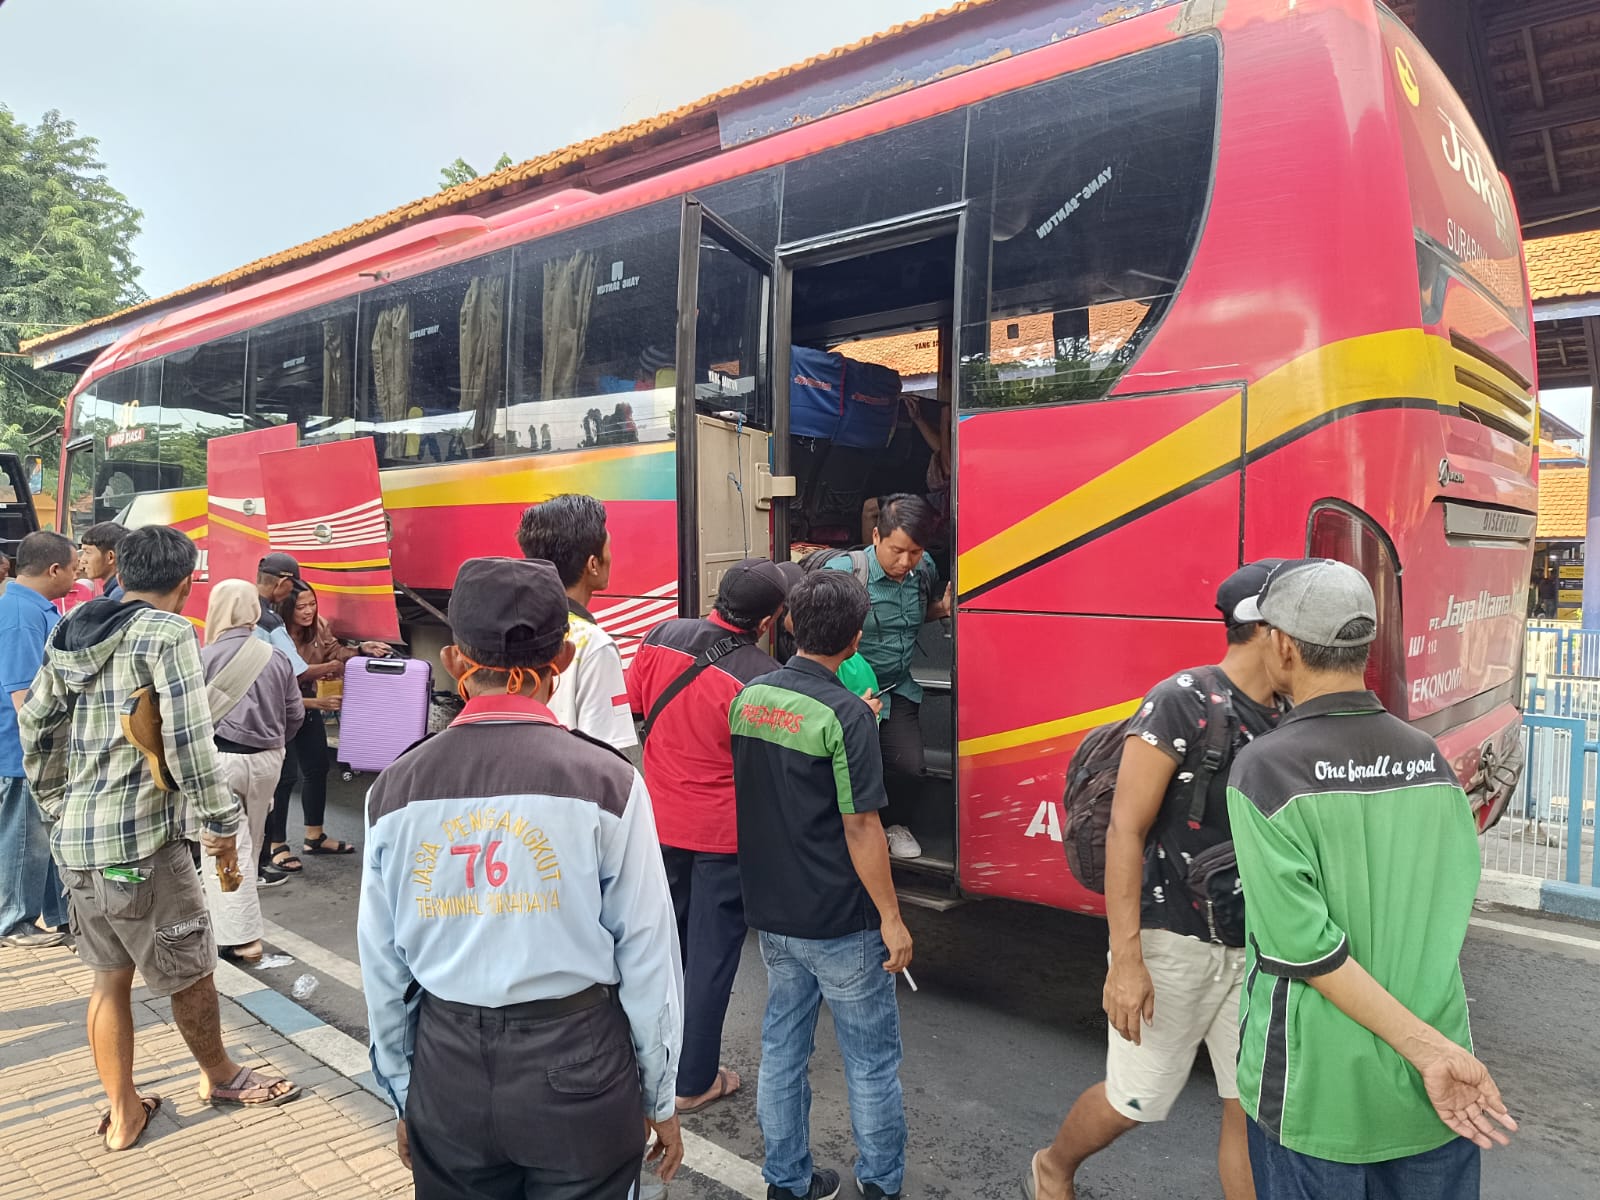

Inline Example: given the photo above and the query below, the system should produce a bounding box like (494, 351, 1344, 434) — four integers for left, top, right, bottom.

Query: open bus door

(259, 439, 401, 642)
(673, 197, 783, 615)
(0, 452, 41, 555)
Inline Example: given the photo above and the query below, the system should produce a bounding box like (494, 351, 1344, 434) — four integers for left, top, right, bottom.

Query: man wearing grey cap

(1031, 560, 1284, 1200)
(358, 556, 684, 1200)
(1228, 559, 1515, 1198)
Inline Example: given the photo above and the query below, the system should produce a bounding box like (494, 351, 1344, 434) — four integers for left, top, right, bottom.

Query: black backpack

(1061, 665, 1235, 895)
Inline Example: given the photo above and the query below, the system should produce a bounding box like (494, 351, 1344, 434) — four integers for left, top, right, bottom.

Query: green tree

(439, 152, 514, 188)
(0, 106, 144, 469)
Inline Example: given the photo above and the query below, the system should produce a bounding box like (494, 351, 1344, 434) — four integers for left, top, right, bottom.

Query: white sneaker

(885, 825, 922, 859)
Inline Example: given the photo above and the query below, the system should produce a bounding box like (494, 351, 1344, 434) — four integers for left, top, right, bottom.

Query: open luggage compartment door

(259, 439, 401, 641)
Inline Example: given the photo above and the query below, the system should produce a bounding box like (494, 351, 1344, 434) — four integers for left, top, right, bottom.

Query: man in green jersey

(1228, 559, 1516, 1198)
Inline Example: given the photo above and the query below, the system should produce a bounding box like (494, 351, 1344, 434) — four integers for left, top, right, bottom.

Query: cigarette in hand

(901, 968, 918, 993)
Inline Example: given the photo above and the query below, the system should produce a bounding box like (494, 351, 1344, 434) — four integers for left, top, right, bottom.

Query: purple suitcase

(337, 656, 433, 773)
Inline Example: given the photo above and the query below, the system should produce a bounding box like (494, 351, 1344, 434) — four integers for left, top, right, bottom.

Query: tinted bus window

(508, 203, 679, 453)
(696, 168, 781, 252)
(247, 300, 358, 443)
(159, 333, 246, 486)
(780, 110, 966, 244)
(356, 252, 511, 467)
(962, 38, 1220, 409)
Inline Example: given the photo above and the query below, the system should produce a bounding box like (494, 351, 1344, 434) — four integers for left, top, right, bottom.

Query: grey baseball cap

(1234, 559, 1377, 647)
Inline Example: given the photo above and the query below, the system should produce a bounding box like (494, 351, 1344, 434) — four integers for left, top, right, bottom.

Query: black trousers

(660, 846, 745, 1097)
(880, 695, 923, 812)
(267, 709, 328, 851)
(407, 989, 646, 1200)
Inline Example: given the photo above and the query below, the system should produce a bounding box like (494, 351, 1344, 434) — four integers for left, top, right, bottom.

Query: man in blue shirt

(0, 531, 78, 947)
(823, 494, 951, 858)
(254, 552, 309, 674)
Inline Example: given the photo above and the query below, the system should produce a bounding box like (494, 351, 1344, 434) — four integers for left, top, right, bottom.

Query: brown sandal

(201, 1066, 301, 1108)
(675, 1066, 740, 1115)
(97, 1095, 160, 1152)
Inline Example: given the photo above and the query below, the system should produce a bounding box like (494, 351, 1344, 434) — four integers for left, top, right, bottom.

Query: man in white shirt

(515, 495, 638, 753)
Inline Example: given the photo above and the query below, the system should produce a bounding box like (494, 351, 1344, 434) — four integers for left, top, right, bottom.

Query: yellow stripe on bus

(296, 557, 392, 570)
(957, 329, 1445, 595)
(209, 512, 269, 541)
(958, 697, 1142, 758)
(311, 583, 396, 596)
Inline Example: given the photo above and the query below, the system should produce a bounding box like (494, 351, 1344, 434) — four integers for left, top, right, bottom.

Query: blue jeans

(757, 929, 906, 1196)
(1247, 1119, 1480, 1199)
(0, 776, 68, 936)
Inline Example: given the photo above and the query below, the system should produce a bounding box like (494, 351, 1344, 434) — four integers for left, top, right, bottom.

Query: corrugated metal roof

(22, 0, 1007, 357)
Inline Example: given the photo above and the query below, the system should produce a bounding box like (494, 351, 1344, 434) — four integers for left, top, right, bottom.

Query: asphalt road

(254, 776, 1599, 1200)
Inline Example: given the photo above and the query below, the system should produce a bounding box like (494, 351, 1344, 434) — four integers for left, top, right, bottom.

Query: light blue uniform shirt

(254, 622, 308, 675)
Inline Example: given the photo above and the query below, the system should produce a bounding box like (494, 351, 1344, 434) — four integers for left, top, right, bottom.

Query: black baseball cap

(259, 552, 301, 579)
(448, 556, 569, 667)
(1217, 559, 1286, 627)
(717, 558, 791, 626)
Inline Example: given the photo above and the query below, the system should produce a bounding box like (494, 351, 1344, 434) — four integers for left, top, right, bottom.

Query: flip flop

(200, 1066, 301, 1108)
(97, 1095, 160, 1152)
(1021, 1150, 1043, 1200)
(675, 1067, 740, 1115)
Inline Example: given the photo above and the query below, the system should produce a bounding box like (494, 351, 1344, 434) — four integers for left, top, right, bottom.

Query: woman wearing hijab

(200, 579, 306, 962)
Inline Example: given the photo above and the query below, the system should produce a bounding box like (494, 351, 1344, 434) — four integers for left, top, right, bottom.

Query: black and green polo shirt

(1227, 691, 1481, 1164)
(730, 656, 888, 940)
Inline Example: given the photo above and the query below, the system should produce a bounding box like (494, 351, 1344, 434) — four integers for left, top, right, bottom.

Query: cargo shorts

(60, 840, 217, 997)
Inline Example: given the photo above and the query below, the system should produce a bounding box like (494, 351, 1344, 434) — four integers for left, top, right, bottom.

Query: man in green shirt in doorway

(1227, 559, 1516, 1198)
(823, 494, 951, 859)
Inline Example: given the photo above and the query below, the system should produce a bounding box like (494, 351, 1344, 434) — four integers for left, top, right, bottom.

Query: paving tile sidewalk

(0, 943, 413, 1200)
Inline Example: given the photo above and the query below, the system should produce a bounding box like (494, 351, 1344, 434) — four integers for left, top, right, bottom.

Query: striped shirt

(22, 599, 240, 870)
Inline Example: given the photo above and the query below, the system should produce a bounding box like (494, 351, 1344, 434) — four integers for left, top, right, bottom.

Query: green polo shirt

(825, 550, 938, 706)
(1228, 691, 1480, 1164)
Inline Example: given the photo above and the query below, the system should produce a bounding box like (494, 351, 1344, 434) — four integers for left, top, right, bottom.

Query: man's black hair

(1225, 621, 1264, 647)
(79, 521, 130, 552)
(117, 526, 199, 594)
(875, 493, 938, 548)
(515, 494, 608, 588)
(1291, 618, 1375, 673)
(15, 531, 74, 575)
(787, 571, 870, 658)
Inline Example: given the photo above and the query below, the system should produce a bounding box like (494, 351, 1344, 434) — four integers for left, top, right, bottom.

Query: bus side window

(962, 37, 1220, 410)
(508, 201, 680, 454)
(159, 331, 247, 487)
(355, 252, 512, 468)
(247, 299, 359, 446)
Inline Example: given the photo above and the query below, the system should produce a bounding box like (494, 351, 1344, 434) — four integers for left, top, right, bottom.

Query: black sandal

(269, 845, 304, 872)
(97, 1095, 161, 1152)
(303, 832, 356, 856)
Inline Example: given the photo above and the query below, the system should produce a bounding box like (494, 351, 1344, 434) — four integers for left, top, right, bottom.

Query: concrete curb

(1478, 868, 1600, 923)
(212, 958, 389, 1105)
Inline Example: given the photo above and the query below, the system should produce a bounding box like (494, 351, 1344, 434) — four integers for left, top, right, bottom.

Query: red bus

(51, 0, 1534, 913)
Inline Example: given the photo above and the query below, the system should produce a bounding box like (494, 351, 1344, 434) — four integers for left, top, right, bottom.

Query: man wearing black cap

(254, 553, 311, 676)
(1028, 561, 1285, 1200)
(358, 556, 685, 1200)
(627, 558, 790, 1115)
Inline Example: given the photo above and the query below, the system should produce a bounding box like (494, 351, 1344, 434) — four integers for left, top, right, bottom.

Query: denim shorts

(1247, 1118, 1481, 1200)
(60, 840, 216, 996)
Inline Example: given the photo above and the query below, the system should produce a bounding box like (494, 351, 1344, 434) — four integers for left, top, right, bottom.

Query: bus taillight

(1308, 505, 1406, 714)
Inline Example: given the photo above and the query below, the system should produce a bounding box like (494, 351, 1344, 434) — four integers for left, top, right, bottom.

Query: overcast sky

(3, 0, 936, 300)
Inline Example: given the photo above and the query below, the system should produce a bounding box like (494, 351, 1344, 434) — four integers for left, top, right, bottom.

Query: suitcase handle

(363, 658, 408, 675)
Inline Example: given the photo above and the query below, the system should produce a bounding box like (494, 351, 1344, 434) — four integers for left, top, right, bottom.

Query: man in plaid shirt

(22, 526, 299, 1152)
